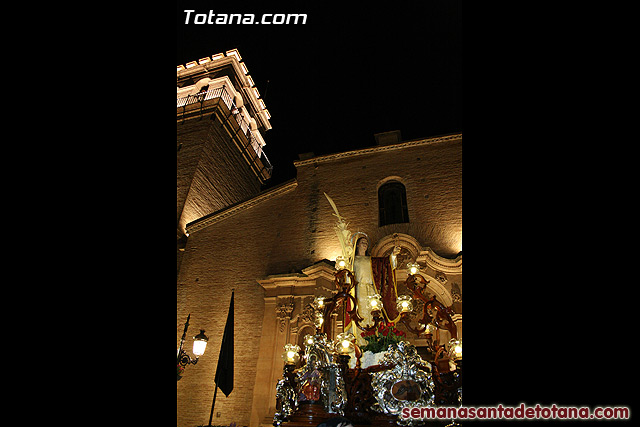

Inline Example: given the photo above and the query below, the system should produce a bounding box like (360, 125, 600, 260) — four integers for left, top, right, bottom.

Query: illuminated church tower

(177, 49, 272, 267)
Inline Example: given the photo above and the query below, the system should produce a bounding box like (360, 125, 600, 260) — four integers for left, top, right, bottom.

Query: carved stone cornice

(293, 133, 462, 167)
(301, 262, 339, 282)
(258, 262, 337, 304)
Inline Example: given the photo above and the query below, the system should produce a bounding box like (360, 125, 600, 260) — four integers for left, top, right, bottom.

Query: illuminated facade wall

(177, 133, 462, 427)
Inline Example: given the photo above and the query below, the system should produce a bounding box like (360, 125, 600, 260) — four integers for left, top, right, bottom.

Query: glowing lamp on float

(448, 339, 462, 361)
(314, 312, 324, 329)
(313, 296, 325, 310)
(367, 294, 383, 312)
(282, 343, 301, 365)
(335, 332, 355, 355)
(407, 262, 421, 276)
(304, 334, 316, 348)
(396, 295, 413, 314)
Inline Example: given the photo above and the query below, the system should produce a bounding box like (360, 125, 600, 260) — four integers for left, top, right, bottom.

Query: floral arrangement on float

(354, 322, 407, 369)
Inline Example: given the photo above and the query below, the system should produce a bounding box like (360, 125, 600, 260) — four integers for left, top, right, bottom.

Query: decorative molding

(301, 261, 338, 282)
(435, 271, 447, 284)
(450, 282, 462, 303)
(258, 261, 336, 293)
(293, 133, 462, 167)
(276, 297, 295, 333)
(276, 297, 295, 319)
(186, 180, 298, 234)
(371, 233, 461, 275)
(299, 298, 316, 325)
(417, 247, 462, 274)
(371, 233, 421, 265)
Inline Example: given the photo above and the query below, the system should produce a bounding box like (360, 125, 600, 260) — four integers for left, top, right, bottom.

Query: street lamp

(192, 329, 209, 356)
(177, 314, 209, 380)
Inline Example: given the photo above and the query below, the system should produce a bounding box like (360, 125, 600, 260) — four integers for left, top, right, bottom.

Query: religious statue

(324, 193, 401, 345)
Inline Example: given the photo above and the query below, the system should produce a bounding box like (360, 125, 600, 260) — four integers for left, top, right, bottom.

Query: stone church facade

(177, 51, 462, 427)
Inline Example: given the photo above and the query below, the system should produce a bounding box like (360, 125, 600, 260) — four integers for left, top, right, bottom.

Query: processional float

(273, 194, 462, 426)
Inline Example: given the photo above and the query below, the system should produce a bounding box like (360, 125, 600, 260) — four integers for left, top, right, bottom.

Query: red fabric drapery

(372, 256, 399, 321)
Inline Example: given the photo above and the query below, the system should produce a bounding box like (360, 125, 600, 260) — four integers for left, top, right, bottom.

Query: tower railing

(177, 86, 273, 180)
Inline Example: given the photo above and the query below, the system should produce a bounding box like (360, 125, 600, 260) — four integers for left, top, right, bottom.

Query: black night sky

(177, 1, 462, 189)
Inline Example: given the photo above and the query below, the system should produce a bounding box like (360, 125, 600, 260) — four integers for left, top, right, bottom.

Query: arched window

(378, 181, 409, 226)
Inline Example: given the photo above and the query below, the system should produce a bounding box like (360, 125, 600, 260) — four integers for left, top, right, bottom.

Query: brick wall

(177, 117, 263, 234)
(177, 135, 462, 427)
